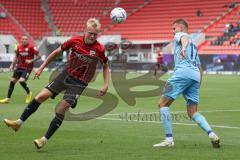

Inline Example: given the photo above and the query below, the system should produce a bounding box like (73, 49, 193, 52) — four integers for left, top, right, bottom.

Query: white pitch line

(103, 109, 240, 116)
(97, 117, 240, 129)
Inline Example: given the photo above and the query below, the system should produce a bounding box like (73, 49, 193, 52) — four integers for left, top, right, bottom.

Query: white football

(110, 7, 127, 24)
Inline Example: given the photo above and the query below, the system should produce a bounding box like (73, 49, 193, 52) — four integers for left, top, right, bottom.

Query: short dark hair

(173, 19, 188, 30)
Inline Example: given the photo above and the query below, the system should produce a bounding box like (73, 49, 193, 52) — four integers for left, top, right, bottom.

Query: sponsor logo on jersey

(19, 52, 29, 56)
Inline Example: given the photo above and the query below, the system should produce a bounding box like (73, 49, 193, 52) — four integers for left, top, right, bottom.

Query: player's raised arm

(9, 54, 18, 71)
(34, 46, 62, 79)
(97, 63, 110, 96)
(180, 36, 189, 58)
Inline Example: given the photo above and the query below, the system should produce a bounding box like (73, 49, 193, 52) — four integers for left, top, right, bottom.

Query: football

(110, 7, 127, 24)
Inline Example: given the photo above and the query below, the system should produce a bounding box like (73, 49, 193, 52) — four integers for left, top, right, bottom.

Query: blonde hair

(86, 18, 101, 30)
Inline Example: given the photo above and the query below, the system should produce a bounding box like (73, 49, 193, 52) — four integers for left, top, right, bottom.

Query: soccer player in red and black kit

(0, 35, 40, 104)
(3, 18, 110, 149)
(153, 47, 168, 77)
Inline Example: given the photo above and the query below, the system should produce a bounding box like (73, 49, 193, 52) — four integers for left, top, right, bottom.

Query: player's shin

(160, 107, 173, 142)
(44, 113, 64, 140)
(19, 81, 30, 94)
(20, 99, 41, 122)
(7, 81, 15, 98)
(192, 112, 212, 134)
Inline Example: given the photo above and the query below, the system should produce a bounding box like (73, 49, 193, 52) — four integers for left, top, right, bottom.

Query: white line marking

(97, 117, 240, 129)
(103, 109, 240, 116)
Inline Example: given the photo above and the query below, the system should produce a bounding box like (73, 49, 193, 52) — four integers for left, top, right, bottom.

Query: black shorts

(155, 63, 168, 72)
(12, 68, 32, 80)
(45, 70, 87, 105)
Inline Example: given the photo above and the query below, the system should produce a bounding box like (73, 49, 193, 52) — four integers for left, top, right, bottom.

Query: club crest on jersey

(90, 50, 96, 56)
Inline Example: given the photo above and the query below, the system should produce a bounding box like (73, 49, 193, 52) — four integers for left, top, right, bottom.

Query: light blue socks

(192, 112, 212, 134)
(160, 107, 173, 138)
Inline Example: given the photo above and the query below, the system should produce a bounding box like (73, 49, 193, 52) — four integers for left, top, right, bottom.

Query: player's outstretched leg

(4, 89, 52, 132)
(3, 99, 41, 132)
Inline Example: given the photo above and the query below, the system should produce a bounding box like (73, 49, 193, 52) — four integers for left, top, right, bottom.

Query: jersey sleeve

(99, 47, 108, 64)
(61, 37, 76, 51)
(174, 32, 188, 43)
(32, 46, 39, 55)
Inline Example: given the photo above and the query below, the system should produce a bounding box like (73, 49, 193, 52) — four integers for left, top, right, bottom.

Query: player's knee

(35, 95, 47, 103)
(159, 96, 173, 107)
(187, 112, 193, 119)
(159, 100, 168, 108)
(55, 100, 71, 114)
(187, 102, 198, 118)
(158, 102, 164, 108)
(10, 78, 17, 83)
(35, 91, 51, 102)
(19, 78, 26, 82)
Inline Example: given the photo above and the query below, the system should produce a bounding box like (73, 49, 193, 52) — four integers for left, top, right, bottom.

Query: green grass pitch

(0, 71, 239, 160)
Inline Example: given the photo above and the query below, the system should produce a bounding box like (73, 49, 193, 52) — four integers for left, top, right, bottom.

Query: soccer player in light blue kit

(153, 19, 220, 148)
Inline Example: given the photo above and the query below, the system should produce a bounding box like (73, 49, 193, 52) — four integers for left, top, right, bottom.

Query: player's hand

(97, 85, 108, 97)
(33, 67, 43, 80)
(25, 59, 32, 64)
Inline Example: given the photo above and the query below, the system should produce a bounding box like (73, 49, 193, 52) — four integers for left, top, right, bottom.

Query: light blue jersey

(162, 32, 201, 104)
(173, 32, 201, 82)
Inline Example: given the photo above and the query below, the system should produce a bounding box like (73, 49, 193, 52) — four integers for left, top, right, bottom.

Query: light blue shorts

(163, 75, 200, 105)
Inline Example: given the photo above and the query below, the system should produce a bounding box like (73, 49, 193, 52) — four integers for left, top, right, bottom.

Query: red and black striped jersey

(16, 44, 39, 70)
(157, 51, 163, 64)
(61, 36, 108, 84)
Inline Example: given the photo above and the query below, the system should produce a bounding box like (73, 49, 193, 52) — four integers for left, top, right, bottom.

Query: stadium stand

(0, 0, 51, 40)
(100, 0, 148, 31)
(0, 6, 24, 41)
(102, 0, 240, 41)
(47, 0, 115, 36)
(200, 4, 240, 54)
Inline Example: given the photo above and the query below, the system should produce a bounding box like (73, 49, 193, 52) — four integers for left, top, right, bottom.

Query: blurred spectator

(229, 23, 234, 32)
(223, 1, 236, 8)
(55, 27, 61, 36)
(0, 12, 6, 18)
(224, 23, 235, 33)
(196, 9, 203, 17)
(230, 36, 240, 46)
(235, 38, 240, 46)
(224, 23, 230, 33)
(229, 1, 236, 8)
